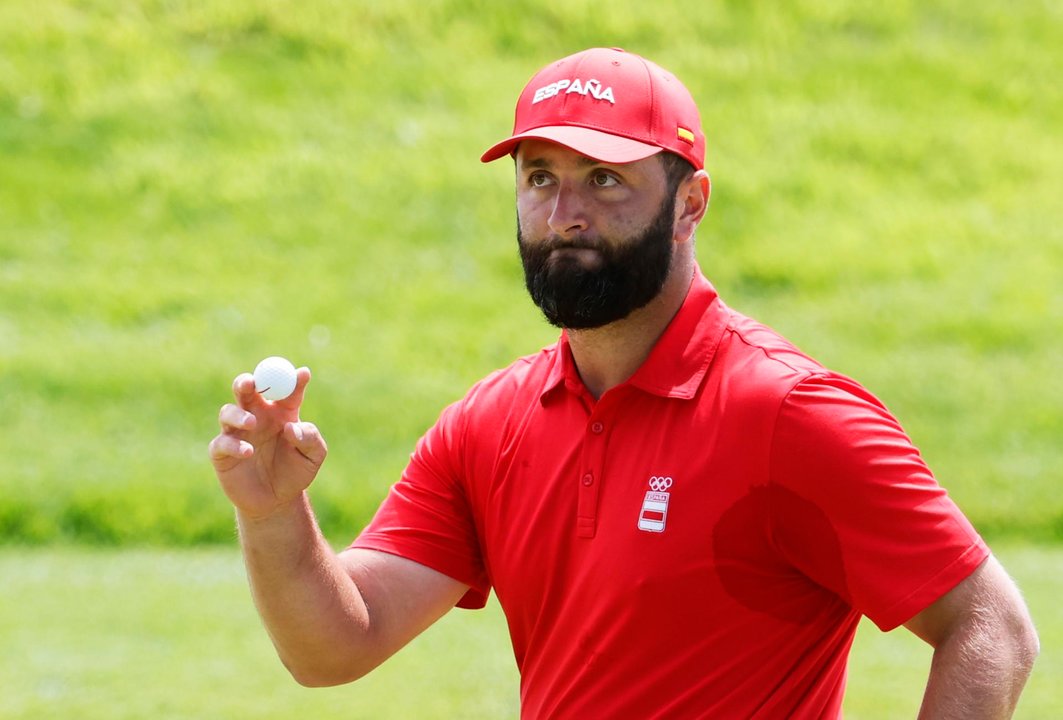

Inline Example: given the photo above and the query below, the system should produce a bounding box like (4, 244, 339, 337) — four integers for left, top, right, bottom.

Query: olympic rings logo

(648, 476, 673, 492)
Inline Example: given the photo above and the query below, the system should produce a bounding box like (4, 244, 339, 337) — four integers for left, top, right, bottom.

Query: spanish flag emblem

(676, 127, 696, 145)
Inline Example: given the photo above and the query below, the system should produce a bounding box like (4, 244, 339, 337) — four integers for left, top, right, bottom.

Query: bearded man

(210, 48, 1037, 718)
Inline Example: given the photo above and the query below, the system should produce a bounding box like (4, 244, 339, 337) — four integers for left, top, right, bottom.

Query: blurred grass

(0, 543, 1057, 718)
(0, 547, 519, 718)
(0, 0, 1060, 544)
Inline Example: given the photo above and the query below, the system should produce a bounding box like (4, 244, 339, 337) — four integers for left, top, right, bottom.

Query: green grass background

(0, 0, 1060, 716)
(1, 0, 1060, 546)
(1, 544, 1058, 718)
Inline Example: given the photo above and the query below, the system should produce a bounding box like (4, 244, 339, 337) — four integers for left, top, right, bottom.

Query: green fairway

(0, 3, 1059, 713)
(0, 543, 1057, 718)
(0, 0, 1060, 545)
(0, 547, 518, 719)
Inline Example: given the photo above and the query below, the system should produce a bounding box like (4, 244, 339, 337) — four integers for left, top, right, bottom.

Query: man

(209, 48, 1038, 717)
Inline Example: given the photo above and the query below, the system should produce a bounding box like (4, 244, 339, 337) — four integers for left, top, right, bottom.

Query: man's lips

(548, 246, 603, 266)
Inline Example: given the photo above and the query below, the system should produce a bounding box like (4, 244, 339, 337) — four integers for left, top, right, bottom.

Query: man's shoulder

(719, 306, 830, 379)
(459, 342, 560, 412)
(715, 304, 889, 419)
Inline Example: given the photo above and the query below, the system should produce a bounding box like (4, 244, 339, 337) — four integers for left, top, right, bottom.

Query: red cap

(481, 47, 705, 170)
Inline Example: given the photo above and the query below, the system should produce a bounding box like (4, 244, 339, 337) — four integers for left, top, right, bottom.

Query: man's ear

(674, 170, 711, 243)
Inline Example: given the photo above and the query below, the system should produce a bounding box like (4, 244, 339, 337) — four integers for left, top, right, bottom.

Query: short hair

(659, 152, 696, 198)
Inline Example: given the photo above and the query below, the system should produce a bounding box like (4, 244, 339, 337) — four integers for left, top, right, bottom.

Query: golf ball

(253, 356, 297, 401)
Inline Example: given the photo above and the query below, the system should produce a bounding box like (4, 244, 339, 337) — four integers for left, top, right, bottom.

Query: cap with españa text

(480, 47, 705, 170)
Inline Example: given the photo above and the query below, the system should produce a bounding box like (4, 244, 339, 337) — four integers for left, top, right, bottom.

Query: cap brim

(480, 126, 662, 164)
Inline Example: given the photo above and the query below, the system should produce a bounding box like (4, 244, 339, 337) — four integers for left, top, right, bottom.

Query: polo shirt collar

(540, 267, 728, 402)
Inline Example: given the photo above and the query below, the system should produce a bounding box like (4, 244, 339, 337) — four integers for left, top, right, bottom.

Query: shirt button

(591, 422, 604, 434)
(582, 473, 594, 486)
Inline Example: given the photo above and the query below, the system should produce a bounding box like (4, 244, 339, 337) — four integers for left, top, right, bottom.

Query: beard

(517, 193, 676, 330)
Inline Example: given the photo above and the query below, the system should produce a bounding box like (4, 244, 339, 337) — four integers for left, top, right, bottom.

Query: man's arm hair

(904, 554, 1039, 719)
(238, 492, 469, 687)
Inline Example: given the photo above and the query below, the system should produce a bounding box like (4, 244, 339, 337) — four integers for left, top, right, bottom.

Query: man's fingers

(283, 421, 328, 465)
(232, 367, 310, 409)
(218, 403, 256, 433)
(232, 372, 260, 406)
(275, 367, 312, 409)
(208, 433, 254, 462)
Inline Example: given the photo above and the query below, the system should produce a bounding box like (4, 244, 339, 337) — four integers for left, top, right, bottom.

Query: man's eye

(592, 172, 619, 187)
(529, 172, 551, 187)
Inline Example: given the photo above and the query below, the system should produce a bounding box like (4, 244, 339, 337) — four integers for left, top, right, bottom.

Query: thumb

(284, 421, 328, 466)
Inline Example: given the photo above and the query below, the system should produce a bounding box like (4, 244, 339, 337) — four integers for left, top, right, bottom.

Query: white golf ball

(253, 356, 298, 401)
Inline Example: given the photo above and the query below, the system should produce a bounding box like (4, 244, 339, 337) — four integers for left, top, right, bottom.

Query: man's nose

(547, 184, 590, 238)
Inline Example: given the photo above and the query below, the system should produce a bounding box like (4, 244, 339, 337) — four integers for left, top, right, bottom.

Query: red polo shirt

(353, 269, 988, 718)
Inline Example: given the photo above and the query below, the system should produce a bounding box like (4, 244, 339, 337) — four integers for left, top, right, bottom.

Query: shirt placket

(576, 397, 614, 539)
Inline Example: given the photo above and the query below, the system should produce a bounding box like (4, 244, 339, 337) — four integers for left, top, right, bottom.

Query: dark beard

(518, 193, 676, 329)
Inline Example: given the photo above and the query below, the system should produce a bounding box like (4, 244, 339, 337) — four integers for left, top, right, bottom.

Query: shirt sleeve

(768, 374, 989, 631)
(350, 399, 490, 609)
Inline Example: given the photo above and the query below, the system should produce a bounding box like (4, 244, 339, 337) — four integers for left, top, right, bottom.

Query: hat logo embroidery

(532, 78, 616, 105)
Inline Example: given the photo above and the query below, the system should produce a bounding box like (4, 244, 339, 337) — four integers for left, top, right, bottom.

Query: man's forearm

(916, 609, 1038, 718)
(238, 492, 372, 686)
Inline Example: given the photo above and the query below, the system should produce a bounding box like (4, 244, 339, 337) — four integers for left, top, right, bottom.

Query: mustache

(530, 234, 605, 252)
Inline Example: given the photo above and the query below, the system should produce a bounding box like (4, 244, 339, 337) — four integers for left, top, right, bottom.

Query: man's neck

(566, 256, 696, 400)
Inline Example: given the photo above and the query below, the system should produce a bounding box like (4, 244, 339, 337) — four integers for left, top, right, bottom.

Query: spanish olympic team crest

(638, 476, 673, 533)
